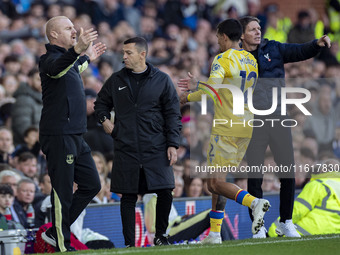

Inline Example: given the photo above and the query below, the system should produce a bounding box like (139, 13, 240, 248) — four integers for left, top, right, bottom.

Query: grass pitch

(36, 234, 340, 255)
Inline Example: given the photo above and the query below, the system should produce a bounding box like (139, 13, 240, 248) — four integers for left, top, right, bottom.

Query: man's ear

(50, 30, 58, 40)
(241, 34, 244, 40)
(141, 50, 146, 59)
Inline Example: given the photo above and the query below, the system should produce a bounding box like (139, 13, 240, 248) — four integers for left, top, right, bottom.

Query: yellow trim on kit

(53, 188, 66, 252)
(47, 57, 79, 79)
(242, 193, 256, 208)
(210, 217, 223, 233)
(78, 60, 88, 73)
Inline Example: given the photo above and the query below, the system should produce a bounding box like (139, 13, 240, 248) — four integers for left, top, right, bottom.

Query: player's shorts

(206, 134, 250, 177)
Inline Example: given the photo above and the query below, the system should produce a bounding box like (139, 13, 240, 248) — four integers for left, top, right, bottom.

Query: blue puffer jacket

(252, 39, 321, 115)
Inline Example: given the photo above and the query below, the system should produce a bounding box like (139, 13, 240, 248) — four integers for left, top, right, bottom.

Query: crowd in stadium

(0, 0, 339, 232)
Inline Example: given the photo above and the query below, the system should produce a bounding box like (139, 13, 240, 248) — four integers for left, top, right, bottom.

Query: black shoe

(154, 235, 171, 246)
(67, 246, 76, 252)
(41, 228, 56, 247)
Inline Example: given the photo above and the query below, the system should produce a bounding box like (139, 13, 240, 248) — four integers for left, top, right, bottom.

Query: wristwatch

(99, 115, 108, 124)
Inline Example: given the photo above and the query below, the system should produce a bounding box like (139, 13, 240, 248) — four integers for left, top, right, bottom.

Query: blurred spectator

(163, 0, 190, 29)
(246, 0, 267, 31)
(300, 147, 316, 166)
(173, 175, 184, 198)
(0, 1, 17, 18)
(227, 6, 239, 19)
(19, 53, 36, 78)
(91, 173, 109, 204)
(63, 5, 77, 22)
(0, 170, 21, 196)
(11, 68, 42, 145)
(97, 58, 114, 82)
(288, 10, 315, 43)
(304, 84, 336, 150)
(301, 136, 319, 158)
(196, 0, 215, 25)
(15, 152, 38, 185)
(2, 74, 19, 97)
(38, 173, 51, 196)
(173, 162, 184, 178)
(139, 16, 158, 42)
(84, 89, 114, 154)
(10, 39, 29, 57)
(20, 126, 40, 155)
(0, 183, 14, 216)
(121, 0, 141, 34)
(91, 151, 109, 178)
(332, 121, 340, 158)
(263, 4, 292, 43)
(269, 158, 340, 236)
(308, 8, 328, 42)
(82, 74, 103, 94)
(11, 126, 45, 176)
(0, 127, 15, 164)
(3, 55, 21, 75)
(186, 177, 203, 198)
(46, 3, 62, 20)
(12, 178, 36, 228)
(183, 157, 200, 187)
(262, 173, 280, 192)
(34, 172, 51, 228)
(327, 0, 340, 35)
(104, 152, 114, 179)
(0, 15, 40, 43)
(91, 0, 124, 28)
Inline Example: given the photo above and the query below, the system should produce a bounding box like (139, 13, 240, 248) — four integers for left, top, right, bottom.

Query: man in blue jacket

(239, 16, 331, 238)
(39, 16, 106, 252)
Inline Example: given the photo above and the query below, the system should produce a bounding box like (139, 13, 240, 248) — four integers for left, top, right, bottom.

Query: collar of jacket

(117, 62, 158, 83)
(258, 38, 269, 49)
(311, 172, 340, 180)
(45, 43, 71, 53)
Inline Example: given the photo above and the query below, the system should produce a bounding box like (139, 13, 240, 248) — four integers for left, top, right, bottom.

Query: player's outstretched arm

(86, 42, 107, 62)
(317, 35, 331, 48)
(177, 72, 197, 91)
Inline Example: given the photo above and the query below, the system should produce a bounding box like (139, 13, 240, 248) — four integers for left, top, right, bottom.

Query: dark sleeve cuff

(168, 143, 179, 149)
(84, 55, 91, 64)
(312, 39, 321, 50)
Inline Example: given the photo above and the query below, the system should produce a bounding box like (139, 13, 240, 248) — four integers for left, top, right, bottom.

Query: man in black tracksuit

(239, 16, 331, 238)
(94, 37, 182, 247)
(39, 16, 105, 252)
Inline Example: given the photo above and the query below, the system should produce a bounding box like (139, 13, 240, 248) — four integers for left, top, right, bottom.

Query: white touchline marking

(74, 235, 340, 255)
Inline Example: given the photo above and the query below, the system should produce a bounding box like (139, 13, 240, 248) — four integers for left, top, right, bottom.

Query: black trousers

(120, 168, 173, 246)
(246, 116, 295, 222)
(40, 134, 101, 251)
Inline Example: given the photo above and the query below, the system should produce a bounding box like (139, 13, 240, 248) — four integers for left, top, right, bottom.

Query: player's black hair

(124, 37, 148, 57)
(217, 19, 243, 42)
(239, 16, 260, 33)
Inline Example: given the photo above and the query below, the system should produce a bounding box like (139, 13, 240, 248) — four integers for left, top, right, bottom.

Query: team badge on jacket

(264, 53, 271, 62)
(66, 154, 74, 164)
